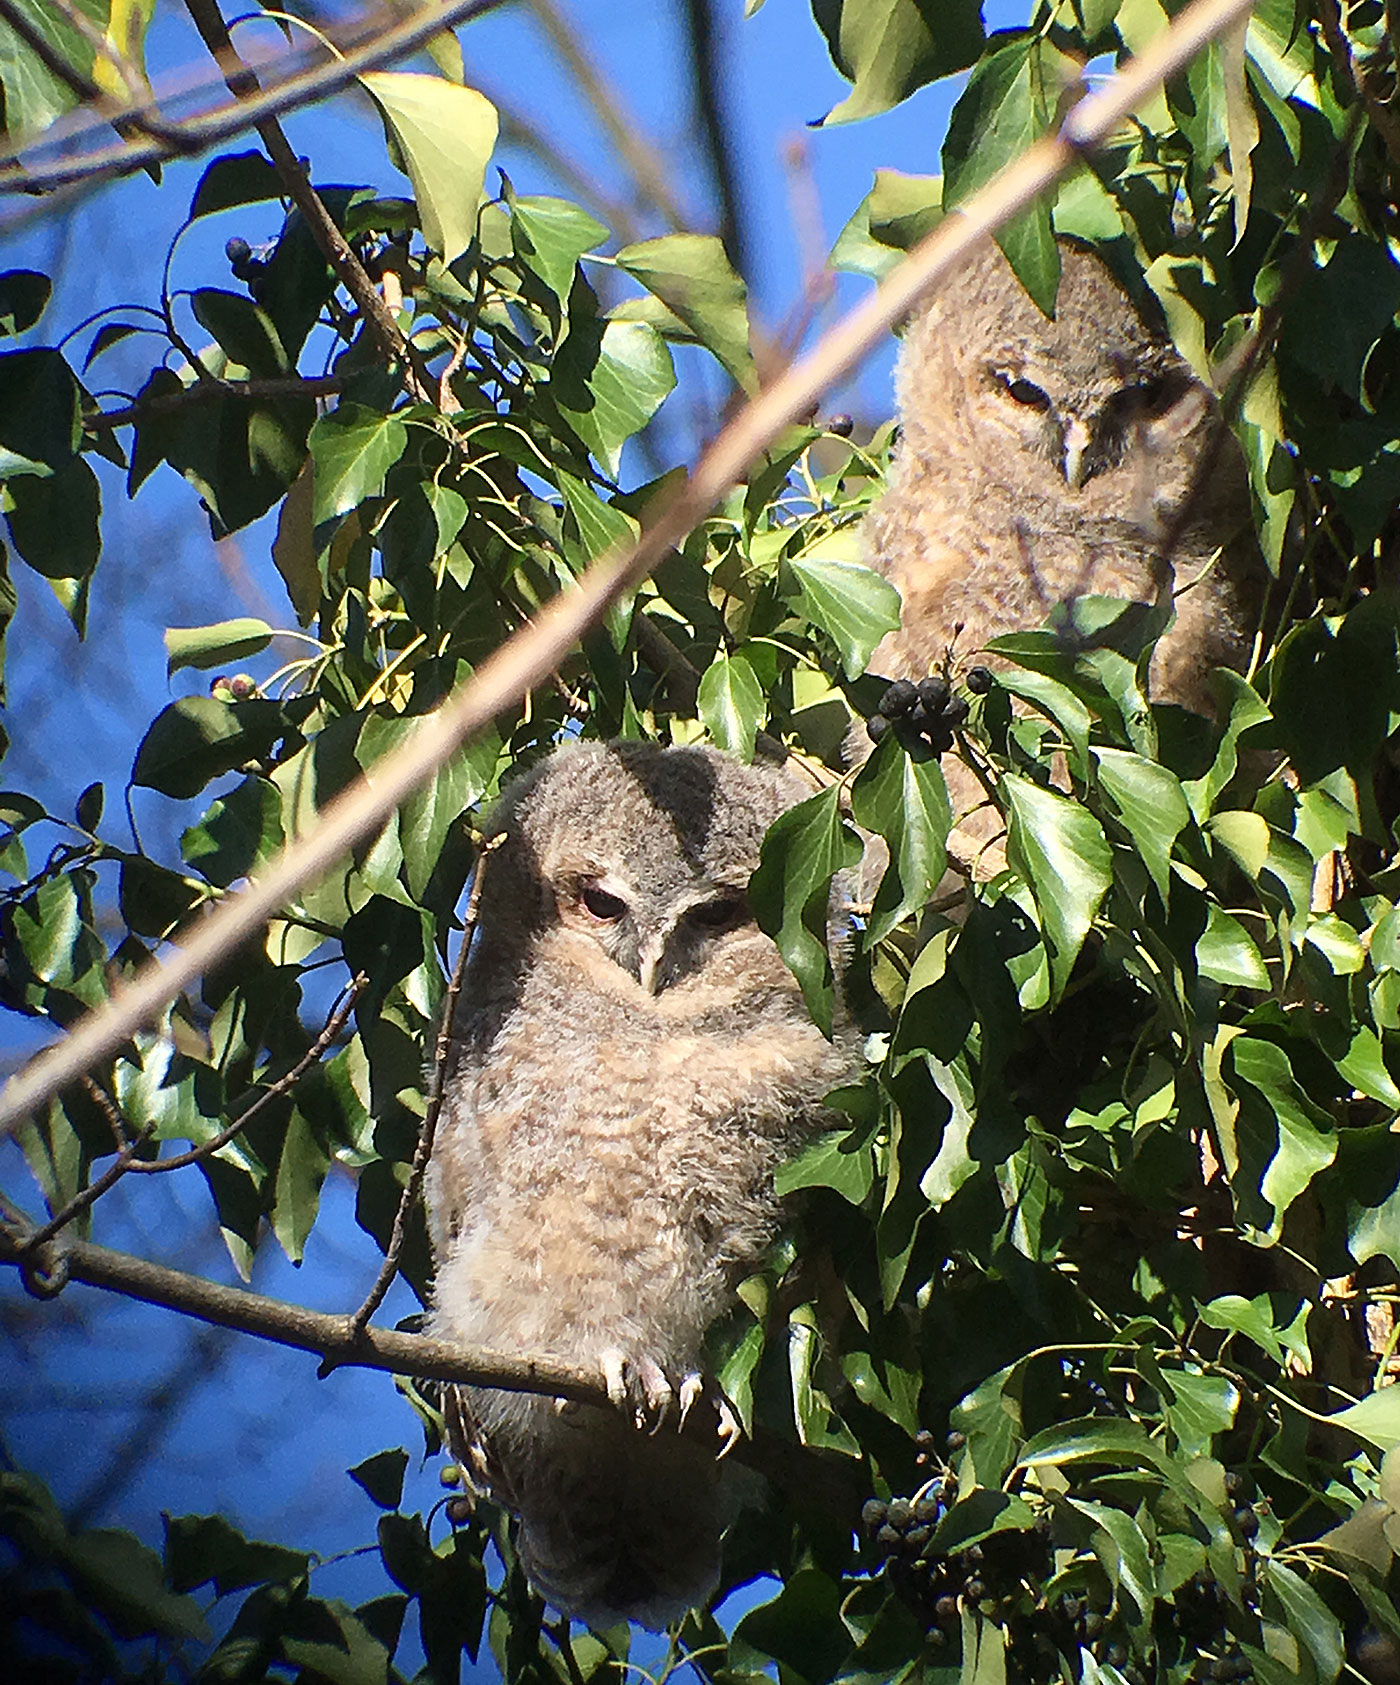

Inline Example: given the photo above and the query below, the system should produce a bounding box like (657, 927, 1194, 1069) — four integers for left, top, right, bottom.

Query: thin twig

(680, 0, 751, 282)
(86, 374, 346, 431)
(0, 0, 512, 197)
(182, 0, 437, 403)
(349, 839, 501, 1334)
(523, 0, 687, 231)
(0, 0, 1260, 1143)
(17, 977, 364, 1255)
(1315, 0, 1400, 173)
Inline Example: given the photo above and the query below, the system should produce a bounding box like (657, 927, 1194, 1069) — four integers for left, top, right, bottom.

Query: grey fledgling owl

(859, 237, 1265, 871)
(426, 740, 852, 1630)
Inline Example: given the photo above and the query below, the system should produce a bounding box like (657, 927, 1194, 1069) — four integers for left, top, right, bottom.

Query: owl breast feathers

(427, 740, 852, 1630)
(866, 237, 1265, 715)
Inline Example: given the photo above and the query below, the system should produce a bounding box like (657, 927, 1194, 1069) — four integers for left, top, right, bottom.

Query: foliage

(5, 1, 1400, 1683)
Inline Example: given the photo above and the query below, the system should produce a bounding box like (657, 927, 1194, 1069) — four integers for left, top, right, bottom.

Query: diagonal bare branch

(0, 0, 1258, 1143)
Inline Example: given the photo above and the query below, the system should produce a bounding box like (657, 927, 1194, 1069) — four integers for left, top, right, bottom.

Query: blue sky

(0, 1, 1027, 1674)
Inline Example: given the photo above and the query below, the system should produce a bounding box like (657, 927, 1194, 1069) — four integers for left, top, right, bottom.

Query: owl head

(474, 741, 808, 999)
(899, 239, 1207, 496)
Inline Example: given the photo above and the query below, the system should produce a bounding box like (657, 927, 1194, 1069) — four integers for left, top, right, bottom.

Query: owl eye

(686, 896, 747, 932)
(1109, 375, 1178, 421)
(580, 882, 627, 922)
(994, 371, 1051, 411)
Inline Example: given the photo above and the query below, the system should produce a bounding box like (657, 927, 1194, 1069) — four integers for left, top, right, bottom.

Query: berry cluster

(862, 1443, 1269, 1685)
(865, 675, 975, 756)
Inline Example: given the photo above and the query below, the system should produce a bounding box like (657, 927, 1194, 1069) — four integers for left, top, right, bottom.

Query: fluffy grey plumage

(867, 237, 1263, 712)
(427, 741, 851, 1629)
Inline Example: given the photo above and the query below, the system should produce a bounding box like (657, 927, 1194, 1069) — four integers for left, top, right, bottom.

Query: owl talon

(600, 1348, 628, 1410)
(715, 1393, 743, 1460)
(634, 1355, 674, 1433)
(676, 1372, 704, 1430)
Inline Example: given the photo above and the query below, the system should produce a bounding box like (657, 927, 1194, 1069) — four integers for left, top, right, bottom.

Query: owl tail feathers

(514, 1423, 722, 1632)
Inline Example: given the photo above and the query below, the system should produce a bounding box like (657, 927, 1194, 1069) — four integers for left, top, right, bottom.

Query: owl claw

(715, 1393, 743, 1460)
(600, 1348, 628, 1410)
(676, 1371, 704, 1430)
(634, 1356, 674, 1433)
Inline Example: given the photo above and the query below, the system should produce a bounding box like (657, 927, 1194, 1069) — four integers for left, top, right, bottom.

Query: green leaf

(1196, 906, 1270, 991)
(942, 33, 1061, 313)
(1265, 1561, 1343, 1684)
(1326, 1388, 1400, 1452)
(775, 1127, 875, 1204)
(1198, 1292, 1311, 1369)
(510, 192, 609, 305)
(347, 1450, 409, 1511)
(615, 234, 757, 393)
(552, 317, 675, 481)
(850, 734, 951, 941)
(309, 404, 408, 525)
(0, 268, 50, 336)
(1066, 1498, 1154, 1621)
(132, 697, 290, 800)
(1092, 747, 1190, 905)
(163, 1512, 309, 1595)
(1003, 774, 1111, 998)
(272, 1104, 330, 1264)
(698, 651, 764, 763)
(1230, 1037, 1336, 1235)
(810, 0, 984, 124)
(190, 288, 289, 378)
(165, 617, 274, 677)
(359, 72, 498, 264)
(750, 784, 860, 1037)
(830, 169, 943, 279)
(4, 455, 100, 634)
(182, 775, 285, 887)
(783, 544, 901, 679)
(359, 714, 499, 900)
(0, 347, 79, 474)
(188, 150, 284, 218)
(1160, 1368, 1240, 1458)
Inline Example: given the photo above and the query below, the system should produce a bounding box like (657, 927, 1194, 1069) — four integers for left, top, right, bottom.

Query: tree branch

(0, 0, 511, 197)
(349, 841, 499, 1334)
(680, 0, 752, 283)
(0, 1224, 609, 1402)
(0, 0, 1260, 1142)
(182, 0, 437, 403)
(86, 374, 346, 430)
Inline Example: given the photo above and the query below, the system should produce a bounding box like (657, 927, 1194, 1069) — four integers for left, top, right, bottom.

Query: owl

(854, 240, 1264, 865)
(426, 740, 853, 1630)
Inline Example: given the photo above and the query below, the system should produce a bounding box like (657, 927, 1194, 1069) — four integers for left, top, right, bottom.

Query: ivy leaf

(510, 192, 609, 306)
(348, 1450, 409, 1512)
(783, 544, 901, 679)
(750, 784, 860, 1037)
(165, 618, 274, 677)
(181, 775, 285, 887)
(190, 289, 289, 378)
(1196, 906, 1270, 991)
(1092, 747, 1190, 906)
(0, 347, 80, 473)
(552, 317, 675, 481)
(309, 405, 408, 525)
(697, 651, 764, 763)
(0, 269, 50, 336)
(1003, 773, 1111, 998)
(615, 235, 757, 393)
(4, 455, 100, 635)
(132, 698, 291, 800)
(943, 32, 1062, 313)
(850, 734, 950, 942)
(810, 0, 984, 124)
(359, 73, 498, 264)
(1265, 1561, 1344, 1684)
(164, 1511, 309, 1595)
(188, 150, 284, 219)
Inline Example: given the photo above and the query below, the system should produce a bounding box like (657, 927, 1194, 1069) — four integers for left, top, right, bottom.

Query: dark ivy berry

(934, 1595, 959, 1625)
(946, 1430, 966, 1452)
(944, 695, 970, 727)
(861, 1498, 888, 1532)
(866, 713, 891, 745)
(914, 1495, 941, 1525)
(876, 1523, 902, 1552)
(888, 1498, 913, 1529)
(917, 676, 950, 714)
(827, 413, 855, 437)
(225, 236, 252, 265)
(1233, 1506, 1260, 1539)
(966, 665, 994, 694)
(879, 678, 919, 718)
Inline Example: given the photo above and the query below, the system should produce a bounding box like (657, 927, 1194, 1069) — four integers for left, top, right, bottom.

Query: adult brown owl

(426, 740, 852, 1630)
(857, 236, 1265, 870)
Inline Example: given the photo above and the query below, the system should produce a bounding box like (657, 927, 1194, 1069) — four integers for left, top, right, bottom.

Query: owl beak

(1062, 418, 1093, 489)
(637, 936, 666, 995)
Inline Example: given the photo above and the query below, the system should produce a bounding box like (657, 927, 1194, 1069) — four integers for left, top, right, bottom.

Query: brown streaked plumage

(426, 740, 852, 1630)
